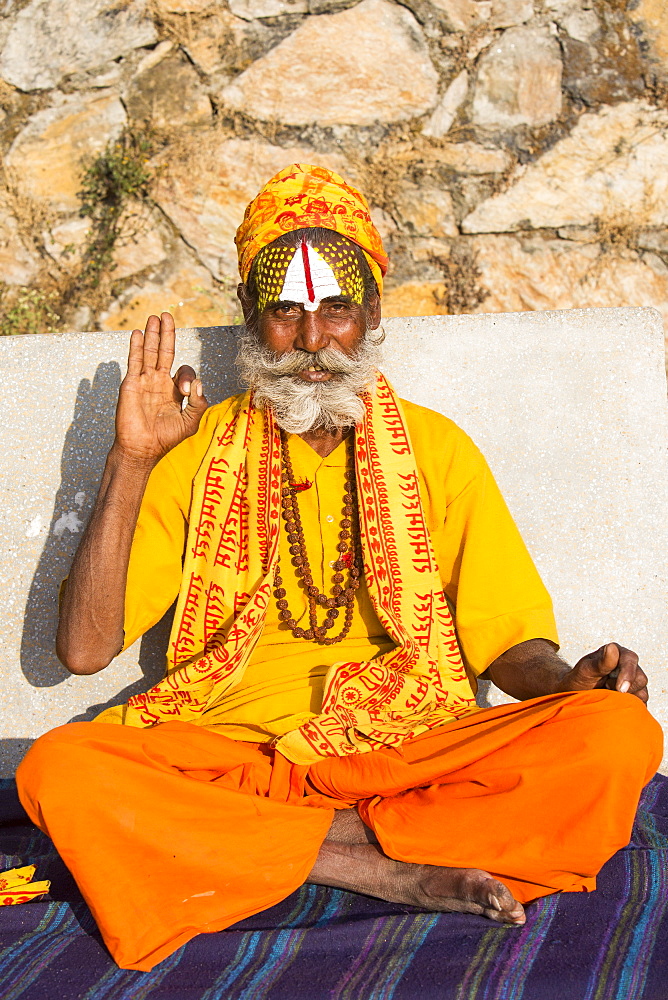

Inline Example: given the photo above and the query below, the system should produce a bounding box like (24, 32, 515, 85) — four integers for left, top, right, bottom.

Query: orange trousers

(17, 690, 662, 972)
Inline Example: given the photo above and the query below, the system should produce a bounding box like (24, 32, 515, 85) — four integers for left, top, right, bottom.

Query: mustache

(252, 345, 365, 378)
(235, 330, 382, 434)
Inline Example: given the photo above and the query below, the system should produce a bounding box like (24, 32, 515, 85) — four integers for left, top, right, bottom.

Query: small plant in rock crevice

(443, 241, 489, 315)
(76, 129, 154, 293)
(0, 284, 60, 336)
(0, 128, 163, 334)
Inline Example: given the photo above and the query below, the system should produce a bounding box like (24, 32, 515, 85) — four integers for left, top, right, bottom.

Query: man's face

(238, 234, 381, 374)
(255, 297, 372, 383)
(235, 233, 382, 435)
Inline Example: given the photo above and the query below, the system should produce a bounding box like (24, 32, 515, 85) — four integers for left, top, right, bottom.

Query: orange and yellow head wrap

(235, 163, 388, 296)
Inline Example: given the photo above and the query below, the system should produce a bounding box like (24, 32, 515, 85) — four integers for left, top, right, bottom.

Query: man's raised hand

(57, 313, 208, 674)
(115, 313, 208, 465)
(556, 642, 649, 704)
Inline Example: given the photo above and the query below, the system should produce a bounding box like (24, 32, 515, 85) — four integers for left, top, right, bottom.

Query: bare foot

(308, 839, 526, 926)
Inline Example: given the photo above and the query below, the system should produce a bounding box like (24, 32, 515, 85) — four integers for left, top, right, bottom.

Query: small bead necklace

(274, 431, 362, 645)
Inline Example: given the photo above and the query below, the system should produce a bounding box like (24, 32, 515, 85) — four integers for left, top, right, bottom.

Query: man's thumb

(585, 643, 618, 678)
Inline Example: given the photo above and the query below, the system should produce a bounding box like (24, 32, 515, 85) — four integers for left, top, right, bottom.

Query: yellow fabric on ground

(97, 396, 558, 736)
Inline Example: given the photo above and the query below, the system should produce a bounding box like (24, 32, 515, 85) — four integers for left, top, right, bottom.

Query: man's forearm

(482, 639, 571, 701)
(56, 445, 155, 675)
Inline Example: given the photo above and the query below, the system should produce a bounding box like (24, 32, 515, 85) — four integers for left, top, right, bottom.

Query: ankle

(308, 841, 399, 897)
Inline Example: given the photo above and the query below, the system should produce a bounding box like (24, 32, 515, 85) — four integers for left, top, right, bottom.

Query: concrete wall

(2, 305, 667, 775)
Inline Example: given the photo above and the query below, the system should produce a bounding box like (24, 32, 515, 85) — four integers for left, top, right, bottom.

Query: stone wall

(0, 0, 667, 347)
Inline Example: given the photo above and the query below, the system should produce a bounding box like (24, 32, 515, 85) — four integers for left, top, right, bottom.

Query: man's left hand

(556, 643, 649, 704)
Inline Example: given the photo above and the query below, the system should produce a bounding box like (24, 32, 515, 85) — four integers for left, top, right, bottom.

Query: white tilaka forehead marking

(281, 242, 342, 312)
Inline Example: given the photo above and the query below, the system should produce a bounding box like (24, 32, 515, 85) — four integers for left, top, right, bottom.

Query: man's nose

(294, 308, 329, 354)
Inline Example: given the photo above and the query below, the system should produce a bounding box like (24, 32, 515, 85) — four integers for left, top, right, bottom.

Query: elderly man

(18, 165, 661, 972)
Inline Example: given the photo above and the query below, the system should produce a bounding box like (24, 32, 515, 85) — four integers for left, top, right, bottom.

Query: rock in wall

(0, 0, 667, 357)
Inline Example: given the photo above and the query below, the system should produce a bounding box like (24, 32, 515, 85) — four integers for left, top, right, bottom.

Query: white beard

(235, 332, 382, 435)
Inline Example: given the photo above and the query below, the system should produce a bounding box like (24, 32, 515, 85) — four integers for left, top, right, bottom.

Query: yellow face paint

(252, 237, 366, 313)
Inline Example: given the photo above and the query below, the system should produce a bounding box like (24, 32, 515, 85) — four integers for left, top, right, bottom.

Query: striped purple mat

(0, 775, 666, 1000)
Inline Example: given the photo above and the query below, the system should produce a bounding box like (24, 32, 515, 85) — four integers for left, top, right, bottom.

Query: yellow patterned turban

(235, 163, 389, 295)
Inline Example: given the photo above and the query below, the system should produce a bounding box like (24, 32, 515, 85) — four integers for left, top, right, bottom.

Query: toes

(415, 867, 527, 925)
(483, 888, 525, 925)
(482, 876, 518, 910)
(486, 906, 526, 926)
(489, 900, 526, 925)
(481, 877, 525, 925)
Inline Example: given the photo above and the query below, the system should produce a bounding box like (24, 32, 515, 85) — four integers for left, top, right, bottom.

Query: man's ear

(237, 283, 256, 324)
(366, 290, 381, 330)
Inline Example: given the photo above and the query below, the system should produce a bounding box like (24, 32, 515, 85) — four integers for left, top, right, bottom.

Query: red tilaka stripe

(301, 241, 315, 302)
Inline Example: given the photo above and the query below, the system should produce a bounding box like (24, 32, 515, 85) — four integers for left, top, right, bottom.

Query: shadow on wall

(20, 362, 122, 688)
(19, 327, 242, 710)
(2, 612, 176, 777)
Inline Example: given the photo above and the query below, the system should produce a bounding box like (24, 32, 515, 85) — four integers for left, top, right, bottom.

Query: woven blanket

(0, 775, 666, 1000)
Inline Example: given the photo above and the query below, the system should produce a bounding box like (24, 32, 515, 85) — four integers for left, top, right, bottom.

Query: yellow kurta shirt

(99, 396, 558, 739)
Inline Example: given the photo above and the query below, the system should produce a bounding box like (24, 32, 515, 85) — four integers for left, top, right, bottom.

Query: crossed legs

(16, 690, 662, 969)
(308, 808, 526, 924)
(306, 689, 663, 926)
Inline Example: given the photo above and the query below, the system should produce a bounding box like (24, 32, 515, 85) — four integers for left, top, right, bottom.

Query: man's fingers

(182, 377, 208, 428)
(632, 665, 649, 693)
(625, 666, 649, 699)
(593, 643, 640, 688)
(574, 642, 630, 685)
(156, 313, 176, 373)
(582, 642, 619, 680)
(569, 642, 647, 703)
(127, 329, 144, 377)
(611, 654, 646, 695)
(141, 314, 161, 372)
(595, 644, 647, 701)
(609, 645, 639, 692)
(173, 365, 197, 399)
(605, 672, 649, 703)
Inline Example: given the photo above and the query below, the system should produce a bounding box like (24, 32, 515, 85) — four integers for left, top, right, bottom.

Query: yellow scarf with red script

(124, 374, 478, 765)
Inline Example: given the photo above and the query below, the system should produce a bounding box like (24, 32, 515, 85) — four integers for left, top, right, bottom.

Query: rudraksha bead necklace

(274, 430, 362, 644)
